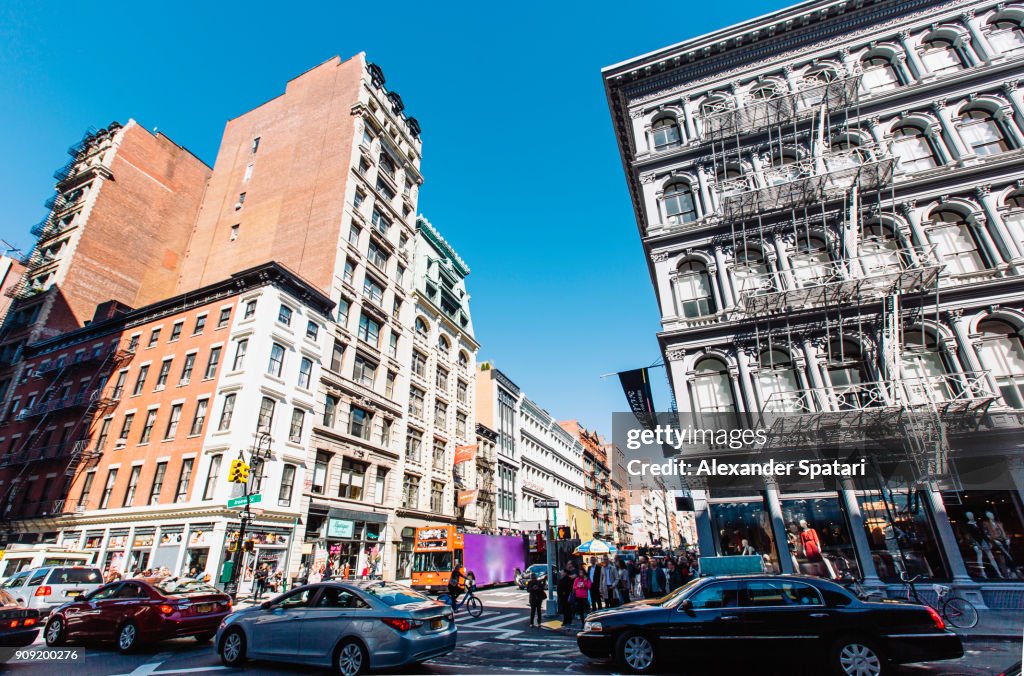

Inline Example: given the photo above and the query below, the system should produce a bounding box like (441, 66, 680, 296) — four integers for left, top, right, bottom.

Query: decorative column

(898, 31, 930, 81)
(1001, 82, 1024, 129)
(802, 338, 830, 412)
(996, 96, 1024, 149)
(866, 116, 887, 147)
(946, 309, 989, 391)
(839, 476, 884, 589)
(750, 153, 769, 189)
(932, 101, 973, 163)
(706, 260, 725, 316)
(681, 97, 698, 141)
(899, 200, 929, 250)
(771, 234, 796, 290)
(686, 475, 718, 558)
(725, 349, 747, 414)
(696, 164, 714, 217)
(735, 346, 760, 413)
(971, 211, 1007, 266)
(975, 185, 1024, 263)
(713, 246, 736, 309)
(962, 10, 997, 63)
(652, 251, 677, 319)
(892, 52, 916, 88)
(763, 477, 795, 574)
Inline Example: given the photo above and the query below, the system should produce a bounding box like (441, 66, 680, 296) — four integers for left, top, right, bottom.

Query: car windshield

(362, 583, 432, 607)
(660, 578, 703, 608)
(50, 568, 101, 584)
(412, 551, 452, 573)
(153, 577, 219, 595)
(527, 565, 548, 575)
(2, 574, 27, 589)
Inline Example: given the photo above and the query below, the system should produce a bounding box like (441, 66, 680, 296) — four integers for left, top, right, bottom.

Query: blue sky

(0, 0, 787, 437)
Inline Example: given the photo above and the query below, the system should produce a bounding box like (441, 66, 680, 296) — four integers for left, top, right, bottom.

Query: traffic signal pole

(224, 455, 252, 601)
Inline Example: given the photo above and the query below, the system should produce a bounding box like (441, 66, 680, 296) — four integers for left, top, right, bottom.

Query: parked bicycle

(900, 572, 979, 629)
(438, 580, 484, 618)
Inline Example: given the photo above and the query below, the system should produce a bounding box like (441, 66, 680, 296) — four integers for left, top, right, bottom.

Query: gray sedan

(216, 581, 456, 675)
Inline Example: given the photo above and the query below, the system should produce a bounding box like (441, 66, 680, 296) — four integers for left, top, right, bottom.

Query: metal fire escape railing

(715, 147, 896, 221)
(703, 74, 861, 140)
(0, 343, 134, 522)
(735, 245, 942, 316)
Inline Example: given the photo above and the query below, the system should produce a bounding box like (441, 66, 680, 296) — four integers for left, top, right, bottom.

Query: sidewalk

(960, 610, 1024, 640)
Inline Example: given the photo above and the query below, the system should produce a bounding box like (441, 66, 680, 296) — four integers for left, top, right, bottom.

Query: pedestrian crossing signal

(227, 458, 250, 483)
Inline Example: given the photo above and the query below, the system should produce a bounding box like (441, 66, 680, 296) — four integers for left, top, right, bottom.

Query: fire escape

(0, 341, 134, 524)
(703, 69, 998, 489)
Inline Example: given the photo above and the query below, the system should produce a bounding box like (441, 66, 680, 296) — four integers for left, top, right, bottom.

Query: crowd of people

(539, 551, 699, 627)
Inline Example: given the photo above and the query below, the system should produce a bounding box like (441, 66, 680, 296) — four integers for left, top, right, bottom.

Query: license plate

(65, 590, 82, 597)
(430, 618, 443, 630)
(195, 604, 213, 614)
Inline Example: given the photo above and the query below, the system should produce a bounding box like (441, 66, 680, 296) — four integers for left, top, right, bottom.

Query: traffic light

(227, 459, 243, 483)
(237, 461, 250, 483)
(243, 539, 255, 553)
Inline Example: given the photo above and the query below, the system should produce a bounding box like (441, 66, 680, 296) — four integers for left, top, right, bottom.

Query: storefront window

(710, 499, 776, 571)
(859, 489, 946, 581)
(397, 527, 415, 580)
(945, 490, 1024, 580)
(781, 497, 858, 581)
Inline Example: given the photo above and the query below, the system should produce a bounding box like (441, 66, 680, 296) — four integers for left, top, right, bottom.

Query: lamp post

(225, 430, 273, 601)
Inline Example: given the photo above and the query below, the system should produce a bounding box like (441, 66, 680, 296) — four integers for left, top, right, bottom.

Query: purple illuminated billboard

(463, 533, 527, 587)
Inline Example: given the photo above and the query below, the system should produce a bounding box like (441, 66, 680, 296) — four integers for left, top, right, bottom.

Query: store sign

(133, 534, 154, 549)
(454, 444, 478, 465)
(458, 489, 478, 507)
(107, 536, 128, 549)
(190, 530, 213, 547)
(326, 519, 354, 538)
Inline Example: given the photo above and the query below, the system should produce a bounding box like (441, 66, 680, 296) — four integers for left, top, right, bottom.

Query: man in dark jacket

(556, 569, 574, 627)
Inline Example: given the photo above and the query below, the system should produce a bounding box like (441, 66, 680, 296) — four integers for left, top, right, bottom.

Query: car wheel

(334, 638, 368, 676)
(117, 622, 141, 654)
(44, 616, 66, 647)
(194, 632, 215, 643)
(220, 627, 247, 667)
(616, 632, 656, 674)
(830, 636, 889, 676)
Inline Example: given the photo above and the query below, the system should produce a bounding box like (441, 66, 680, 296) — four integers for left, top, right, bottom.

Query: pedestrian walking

(254, 564, 269, 601)
(589, 560, 603, 610)
(526, 573, 546, 627)
(572, 569, 591, 624)
(556, 569, 574, 626)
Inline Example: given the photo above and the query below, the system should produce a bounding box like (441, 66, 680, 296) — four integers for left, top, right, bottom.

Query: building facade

(605, 0, 1024, 606)
(606, 442, 635, 545)
(561, 421, 613, 540)
(0, 263, 331, 587)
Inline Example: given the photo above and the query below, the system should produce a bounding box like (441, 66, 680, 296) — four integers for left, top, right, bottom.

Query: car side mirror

(74, 595, 86, 602)
(679, 599, 692, 611)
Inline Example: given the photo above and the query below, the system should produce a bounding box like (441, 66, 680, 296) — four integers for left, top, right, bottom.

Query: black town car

(576, 575, 963, 675)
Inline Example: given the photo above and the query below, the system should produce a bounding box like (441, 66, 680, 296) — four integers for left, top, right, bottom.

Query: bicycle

(438, 582, 484, 618)
(900, 572, 979, 629)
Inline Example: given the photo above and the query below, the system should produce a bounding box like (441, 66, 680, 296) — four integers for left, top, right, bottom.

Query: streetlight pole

(225, 430, 272, 601)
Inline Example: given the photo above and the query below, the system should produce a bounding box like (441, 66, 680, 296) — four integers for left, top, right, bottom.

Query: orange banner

(453, 444, 478, 465)
(457, 489, 478, 507)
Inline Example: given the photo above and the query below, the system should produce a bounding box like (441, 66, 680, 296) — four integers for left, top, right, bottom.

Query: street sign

(228, 493, 262, 508)
(535, 499, 559, 508)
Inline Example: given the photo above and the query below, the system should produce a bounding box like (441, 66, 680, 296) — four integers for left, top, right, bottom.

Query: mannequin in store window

(965, 511, 1003, 579)
(740, 538, 757, 556)
(983, 511, 1016, 576)
(799, 519, 822, 561)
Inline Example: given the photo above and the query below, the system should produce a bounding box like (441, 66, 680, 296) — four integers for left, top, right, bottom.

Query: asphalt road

(1, 587, 1019, 675)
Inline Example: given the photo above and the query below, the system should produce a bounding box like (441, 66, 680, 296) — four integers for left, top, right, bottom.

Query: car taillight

(381, 618, 421, 632)
(34, 586, 51, 597)
(23, 617, 36, 627)
(926, 605, 945, 630)
(158, 604, 175, 615)
(8, 620, 18, 628)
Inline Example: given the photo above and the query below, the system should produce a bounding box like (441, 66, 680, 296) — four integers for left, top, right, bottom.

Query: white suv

(3, 566, 103, 614)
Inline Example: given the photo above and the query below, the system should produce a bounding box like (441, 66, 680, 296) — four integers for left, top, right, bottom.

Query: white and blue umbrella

(574, 539, 618, 555)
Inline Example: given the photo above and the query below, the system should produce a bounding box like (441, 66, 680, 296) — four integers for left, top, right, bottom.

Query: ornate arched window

(662, 182, 698, 224)
(700, 95, 731, 136)
(789, 236, 833, 287)
(458, 351, 469, 370)
(925, 209, 986, 275)
(716, 167, 748, 198)
(733, 246, 773, 296)
(860, 222, 905, 275)
(415, 316, 429, 336)
(861, 54, 902, 92)
(892, 124, 940, 172)
(825, 338, 871, 409)
(438, 334, 451, 353)
(765, 152, 804, 185)
(977, 319, 1024, 408)
(902, 327, 953, 403)
(920, 37, 966, 75)
(826, 138, 868, 173)
(692, 358, 735, 414)
(958, 108, 1011, 156)
(987, 17, 1024, 55)
(1002, 191, 1024, 246)
(749, 81, 785, 101)
(674, 260, 716, 318)
(757, 349, 805, 412)
(799, 66, 839, 107)
(652, 117, 682, 151)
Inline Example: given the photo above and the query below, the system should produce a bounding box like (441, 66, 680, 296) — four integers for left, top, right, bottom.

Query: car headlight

(583, 621, 602, 633)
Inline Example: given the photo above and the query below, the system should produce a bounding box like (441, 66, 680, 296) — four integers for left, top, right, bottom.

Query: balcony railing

(17, 389, 101, 419)
(703, 74, 861, 140)
(735, 245, 941, 316)
(716, 147, 894, 221)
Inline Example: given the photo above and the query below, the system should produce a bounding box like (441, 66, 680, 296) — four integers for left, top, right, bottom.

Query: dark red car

(43, 577, 231, 653)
